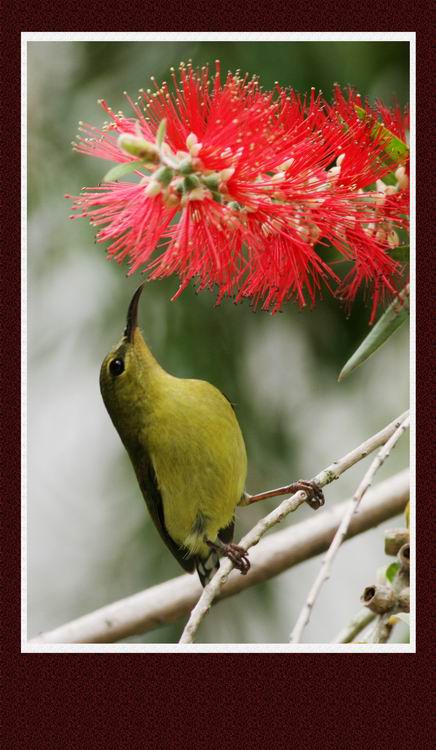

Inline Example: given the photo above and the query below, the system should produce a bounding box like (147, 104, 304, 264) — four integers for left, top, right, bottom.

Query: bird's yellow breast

(145, 376, 247, 557)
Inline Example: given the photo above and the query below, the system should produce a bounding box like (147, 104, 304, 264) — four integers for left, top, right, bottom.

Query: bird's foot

(294, 479, 325, 510)
(207, 539, 251, 575)
(223, 543, 251, 575)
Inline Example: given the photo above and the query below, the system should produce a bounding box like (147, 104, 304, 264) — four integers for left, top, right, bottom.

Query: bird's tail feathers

(195, 549, 220, 587)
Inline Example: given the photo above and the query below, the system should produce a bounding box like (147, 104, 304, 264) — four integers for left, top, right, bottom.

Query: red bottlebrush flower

(374, 98, 409, 144)
(330, 86, 409, 216)
(67, 62, 409, 320)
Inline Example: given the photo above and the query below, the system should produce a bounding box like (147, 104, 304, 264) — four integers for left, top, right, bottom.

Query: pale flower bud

(395, 166, 409, 190)
(297, 225, 310, 242)
(278, 158, 294, 171)
(162, 191, 180, 209)
(144, 180, 162, 197)
(186, 132, 203, 157)
(387, 229, 400, 248)
(118, 133, 159, 162)
(181, 186, 208, 205)
(219, 167, 235, 182)
(271, 172, 286, 183)
(309, 223, 321, 243)
(186, 132, 198, 150)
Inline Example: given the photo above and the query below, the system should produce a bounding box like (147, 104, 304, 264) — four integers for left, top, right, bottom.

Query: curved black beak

(124, 283, 145, 343)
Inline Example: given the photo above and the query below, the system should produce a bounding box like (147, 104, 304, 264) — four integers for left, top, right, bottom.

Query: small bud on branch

(361, 584, 397, 614)
(384, 528, 410, 556)
(398, 542, 410, 572)
(397, 587, 410, 613)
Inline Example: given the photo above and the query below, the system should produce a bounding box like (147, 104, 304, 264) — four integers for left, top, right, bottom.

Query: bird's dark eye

(109, 358, 125, 376)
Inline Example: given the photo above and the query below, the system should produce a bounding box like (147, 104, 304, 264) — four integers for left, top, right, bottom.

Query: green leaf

(338, 285, 410, 381)
(156, 118, 167, 149)
(354, 105, 408, 185)
(388, 245, 409, 262)
(103, 161, 143, 182)
(380, 172, 397, 187)
(385, 562, 400, 584)
(354, 105, 409, 159)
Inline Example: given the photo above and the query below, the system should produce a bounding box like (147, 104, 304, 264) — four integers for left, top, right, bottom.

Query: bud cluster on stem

(122, 123, 237, 209)
(361, 524, 410, 642)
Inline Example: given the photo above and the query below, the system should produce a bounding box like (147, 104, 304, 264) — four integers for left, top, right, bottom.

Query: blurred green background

(27, 40, 409, 643)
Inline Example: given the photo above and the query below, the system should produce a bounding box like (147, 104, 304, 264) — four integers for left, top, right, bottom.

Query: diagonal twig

(289, 413, 410, 644)
(332, 608, 376, 644)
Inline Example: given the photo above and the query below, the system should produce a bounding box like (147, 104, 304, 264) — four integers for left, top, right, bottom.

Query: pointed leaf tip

(102, 161, 144, 183)
(354, 105, 409, 158)
(354, 104, 409, 185)
(338, 284, 410, 381)
(156, 118, 167, 149)
(385, 562, 400, 584)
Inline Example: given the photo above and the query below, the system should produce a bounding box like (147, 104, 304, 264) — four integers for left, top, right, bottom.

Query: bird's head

(100, 283, 160, 425)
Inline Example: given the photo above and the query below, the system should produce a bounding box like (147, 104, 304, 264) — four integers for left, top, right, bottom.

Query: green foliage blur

(27, 40, 409, 644)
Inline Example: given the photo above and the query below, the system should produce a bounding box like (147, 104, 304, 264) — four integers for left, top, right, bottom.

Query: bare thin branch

(180, 411, 409, 644)
(29, 469, 409, 644)
(368, 614, 396, 643)
(332, 608, 376, 644)
(289, 414, 410, 644)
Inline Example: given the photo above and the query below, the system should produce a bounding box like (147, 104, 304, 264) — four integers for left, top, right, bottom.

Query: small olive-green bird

(100, 284, 251, 586)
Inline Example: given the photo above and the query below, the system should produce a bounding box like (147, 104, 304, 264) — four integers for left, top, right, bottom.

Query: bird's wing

(137, 455, 195, 574)
(220, 389, 237, 412)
